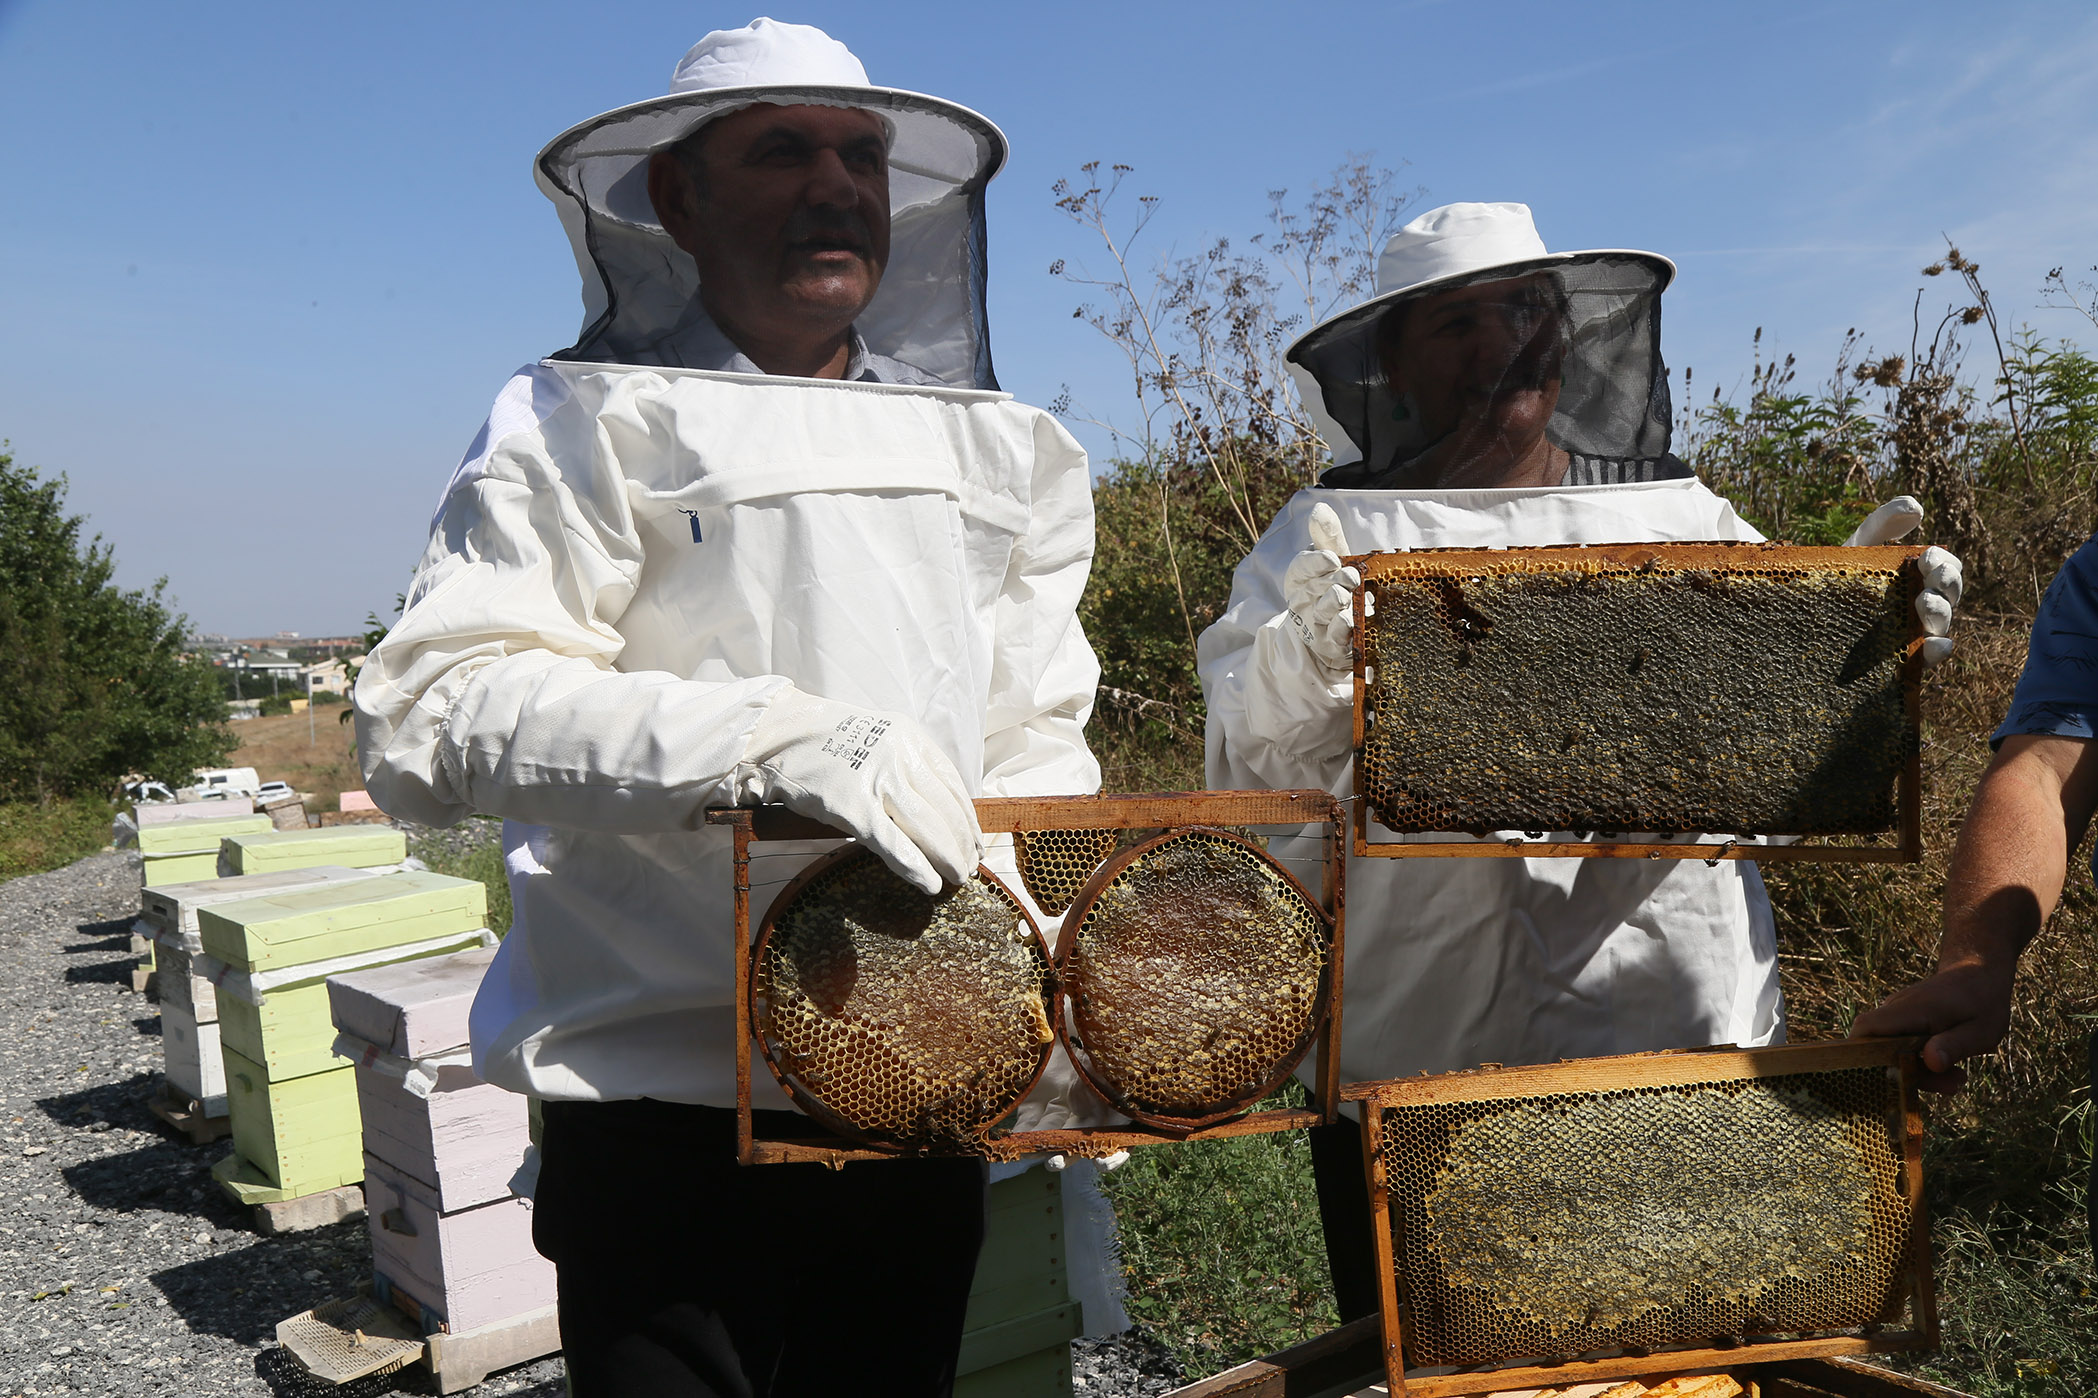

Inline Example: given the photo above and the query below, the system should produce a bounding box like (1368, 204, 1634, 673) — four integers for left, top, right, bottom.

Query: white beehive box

(364, 1153, 556, 1334)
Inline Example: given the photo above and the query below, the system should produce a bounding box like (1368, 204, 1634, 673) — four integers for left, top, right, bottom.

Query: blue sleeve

(1993, 536, 2098, 747)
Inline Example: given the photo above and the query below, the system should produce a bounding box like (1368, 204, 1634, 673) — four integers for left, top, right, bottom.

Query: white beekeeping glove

(734, 684, 984, 894)
(1282, 503, 1362, 676)
(1843, 495, 1963, 670)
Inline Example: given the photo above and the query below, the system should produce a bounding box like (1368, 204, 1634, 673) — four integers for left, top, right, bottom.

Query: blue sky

(4, 1, 2096, 636)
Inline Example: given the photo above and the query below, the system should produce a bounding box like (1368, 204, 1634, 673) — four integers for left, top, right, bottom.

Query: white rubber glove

(733, 684, 983, 894)
(1842, 495, 1964, 670)
(1282, 503, 1361, 675)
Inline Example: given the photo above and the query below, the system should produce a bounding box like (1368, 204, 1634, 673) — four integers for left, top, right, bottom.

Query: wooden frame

(706, 789, 1347, 1167)
(1342, 1039, 1937, 1397)
(1162, 1316, 1976, 1398)
(1348, 543, 1926, 865)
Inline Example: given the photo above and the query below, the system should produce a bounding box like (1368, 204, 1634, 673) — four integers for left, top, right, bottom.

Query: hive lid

(328, 948, 496, 1058)
(140, 866, 383, 943)
(136, 814, 274, 855)
(136, 797, 256, 825)
(196, 870, 488, 973)
(221, 826, 408, 872)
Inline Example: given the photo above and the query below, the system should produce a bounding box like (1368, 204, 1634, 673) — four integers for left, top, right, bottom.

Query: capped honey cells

(1356, 544, 1918, 838)
(1061, 829, 1330, 1125)
(1378, 1068, 1915, 1366)
(754, 850, 1054, 1152)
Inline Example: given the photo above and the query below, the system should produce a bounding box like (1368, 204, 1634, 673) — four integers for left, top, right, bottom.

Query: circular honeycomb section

(754, 849, 1053, 1153)
(1059, 828, 1330, 1128)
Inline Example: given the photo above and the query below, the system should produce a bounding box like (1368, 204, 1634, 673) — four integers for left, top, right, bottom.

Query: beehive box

(955, 1167, 1080, 1398)
(158, 944, 218, 1022)
(330, 949, 528, 1213)
(218, 825, 407, 878)
(136, 797, 256, 825)
(141, 850, 228, 887)
(142, 866, 382, 954)
(328, 949, 492, 1060)
(364, 1154, 556, 1334)
(197, 871, 486, 973)
(161, 1001, 228, 1115)
(138, 812, 274, 854)
(222, 1046, 365, 1195)
(1352, 543, 1923, 861)
(1345, 1040, 1934, 1396)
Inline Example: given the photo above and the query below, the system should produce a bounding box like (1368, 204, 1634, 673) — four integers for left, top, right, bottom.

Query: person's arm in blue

(1854, 537, 2098, 1090)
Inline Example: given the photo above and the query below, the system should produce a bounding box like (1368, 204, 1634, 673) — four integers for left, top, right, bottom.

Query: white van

(183, 766, 262, 801)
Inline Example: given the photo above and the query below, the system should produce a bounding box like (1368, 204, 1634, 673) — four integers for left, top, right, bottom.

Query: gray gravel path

(0, 851, 563, 1397)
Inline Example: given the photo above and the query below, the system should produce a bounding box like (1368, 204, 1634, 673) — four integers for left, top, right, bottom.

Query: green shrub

(0, 796, 114, 880)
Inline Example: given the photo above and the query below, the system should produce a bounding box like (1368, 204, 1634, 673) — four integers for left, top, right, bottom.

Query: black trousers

(534, 1100, 989, 1398)
(1307, 1114, 1384, 1323)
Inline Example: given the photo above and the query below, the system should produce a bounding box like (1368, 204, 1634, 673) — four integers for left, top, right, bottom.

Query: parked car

(180, 766, 261, 802)
(255, 780, 297, 804)
(121, 779, 178, 805)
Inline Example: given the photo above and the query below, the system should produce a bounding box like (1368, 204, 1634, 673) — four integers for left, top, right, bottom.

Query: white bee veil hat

(1285, 202, 1678, 470)
(535, 17, 1008, 387)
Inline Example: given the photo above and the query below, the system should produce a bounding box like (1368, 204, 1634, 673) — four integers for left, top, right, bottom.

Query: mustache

(783, 209, 876, 255)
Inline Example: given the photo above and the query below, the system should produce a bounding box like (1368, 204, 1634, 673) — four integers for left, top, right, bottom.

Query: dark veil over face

(1290, 253, 1674, 488)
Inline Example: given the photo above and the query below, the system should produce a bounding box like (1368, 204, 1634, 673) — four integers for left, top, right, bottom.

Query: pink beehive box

(338, 790, 378, 813)
(328, 949, 530, 1210)
(364, 1153, 557, 1333)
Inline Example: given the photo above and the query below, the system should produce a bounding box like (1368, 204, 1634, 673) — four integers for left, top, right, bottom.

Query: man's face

(1377, 273, 1568, 486)
(650, 102, 892, 348)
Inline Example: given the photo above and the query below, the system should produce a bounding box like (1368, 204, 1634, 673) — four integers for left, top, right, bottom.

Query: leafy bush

(0, 796, 113, 880)
(0, 449, 233, 802)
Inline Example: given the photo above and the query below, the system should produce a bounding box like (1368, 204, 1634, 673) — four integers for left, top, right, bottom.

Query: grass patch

(410, 823, 512, 938)
(0, 797, 115, 880)
(1101, 1085, 1337, 1375)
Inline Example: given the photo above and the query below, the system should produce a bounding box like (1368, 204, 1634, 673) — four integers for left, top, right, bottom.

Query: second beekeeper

(1199, 200, 1964, 1320)
(353, 19, 1102, 1396)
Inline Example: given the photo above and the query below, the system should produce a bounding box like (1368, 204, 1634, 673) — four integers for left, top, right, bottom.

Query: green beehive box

(198, 871, 487, 973)
(142, 850, 225, 888)
(219, 826, 407, 877)
(955, 1168, 1079, 1398)
(138, 813, 274, 855)
(218, 930, 489, 1080)
(220, 1045, 365, 1195)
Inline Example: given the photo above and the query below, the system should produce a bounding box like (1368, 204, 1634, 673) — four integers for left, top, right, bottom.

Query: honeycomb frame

(1056, 827, 1335, 1130)
(1349, 542, 1926, 865)
(709, 790, 1348, 1166)
(751, 845, 1056, 1154)
(1343, 1039, 1938, 1397)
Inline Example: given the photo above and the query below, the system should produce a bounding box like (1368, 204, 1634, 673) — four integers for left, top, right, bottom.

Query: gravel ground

(0, 851, 563, 1398)
(0, 849, 1187, 1397)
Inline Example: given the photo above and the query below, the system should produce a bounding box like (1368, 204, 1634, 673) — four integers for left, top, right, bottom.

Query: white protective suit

(1200, 479, 1786, 1088)
(357, 366, 1100, 1108)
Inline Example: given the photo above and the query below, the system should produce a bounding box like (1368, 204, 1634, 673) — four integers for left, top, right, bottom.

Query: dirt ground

(229, 711, 363, 814)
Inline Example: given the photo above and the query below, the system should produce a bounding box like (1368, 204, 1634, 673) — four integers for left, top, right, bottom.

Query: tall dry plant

(1052, 158, 1417, 785)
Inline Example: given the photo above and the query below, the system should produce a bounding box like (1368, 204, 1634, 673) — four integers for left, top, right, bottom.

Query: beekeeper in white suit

(1199, 201, 1965, 1320)
(355, 19, 1105, 1395)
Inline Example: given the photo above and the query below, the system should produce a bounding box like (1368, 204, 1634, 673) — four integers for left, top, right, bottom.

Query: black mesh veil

(1287, 253, 1674, 477)
(534, 84, 1006, 388)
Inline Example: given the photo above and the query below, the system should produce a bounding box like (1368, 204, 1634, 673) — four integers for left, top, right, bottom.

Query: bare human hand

(1850, 959, 2018, 1093)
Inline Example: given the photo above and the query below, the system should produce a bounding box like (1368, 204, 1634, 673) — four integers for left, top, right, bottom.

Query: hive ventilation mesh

(1014, 827, 1121, 914)
(755, 851, 1053, 1152)
(1062, 828, 1330, 1126)
(1357, 546, 1916, 837)
(1379, 1067, 1914, 1367)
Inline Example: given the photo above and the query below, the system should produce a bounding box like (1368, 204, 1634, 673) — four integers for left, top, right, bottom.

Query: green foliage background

(0, 450, 233, 803)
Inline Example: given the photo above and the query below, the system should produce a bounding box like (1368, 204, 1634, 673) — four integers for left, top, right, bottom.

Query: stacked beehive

(138, 865, 382, 1127)
(198, 871, 493, 1209)
(328, 950, 558, 1353)
(139, 811, 275, 887)
(218, 825, 409, 878)
(956, 1168, 1082, 1398)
